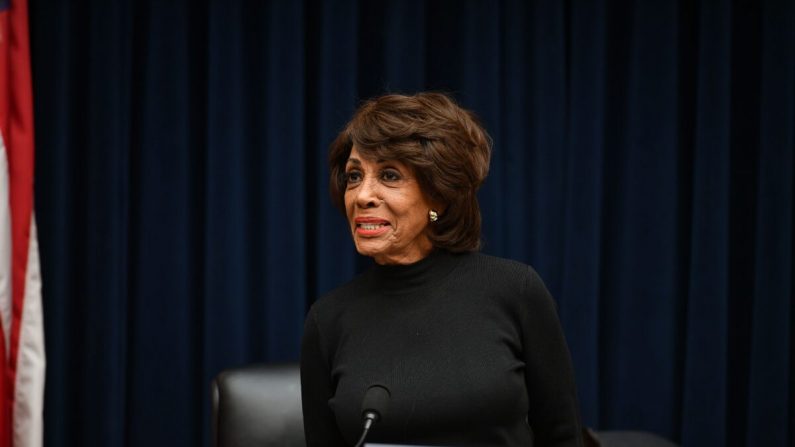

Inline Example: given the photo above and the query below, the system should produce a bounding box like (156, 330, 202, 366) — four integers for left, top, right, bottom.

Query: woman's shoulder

(460, 251, 538, 280)
(456, 252, 551, 304)
(309, 269, 374, 315)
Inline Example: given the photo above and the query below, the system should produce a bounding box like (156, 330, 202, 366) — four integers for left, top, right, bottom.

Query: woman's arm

(300, 306, 348, 446)
(521, 267, 584, 447)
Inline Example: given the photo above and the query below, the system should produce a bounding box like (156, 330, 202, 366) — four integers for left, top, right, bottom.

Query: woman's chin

(353, 238, 383, 254)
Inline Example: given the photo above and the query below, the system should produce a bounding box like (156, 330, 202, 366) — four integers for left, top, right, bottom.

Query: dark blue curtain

(29, 0, 792, 446)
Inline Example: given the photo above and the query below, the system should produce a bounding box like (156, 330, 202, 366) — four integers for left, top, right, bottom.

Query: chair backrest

(211, 363, 305, 447)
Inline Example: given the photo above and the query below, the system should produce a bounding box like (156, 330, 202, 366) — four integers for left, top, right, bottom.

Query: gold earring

(429, 210, 439, 222)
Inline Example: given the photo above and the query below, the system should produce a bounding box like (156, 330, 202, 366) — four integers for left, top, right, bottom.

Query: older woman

(301, 93, 583, 447)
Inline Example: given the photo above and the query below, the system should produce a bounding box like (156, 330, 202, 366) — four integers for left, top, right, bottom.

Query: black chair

(211, 363, 305, 447)
(210, 363, 678, 447)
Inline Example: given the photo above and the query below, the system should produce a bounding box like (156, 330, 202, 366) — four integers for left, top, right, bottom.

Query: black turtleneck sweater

(300, 250, 583, 447)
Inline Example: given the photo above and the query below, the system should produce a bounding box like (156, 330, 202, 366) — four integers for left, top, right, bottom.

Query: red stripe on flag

(0, 0, 38, 445)
(5, 0, 36, 374)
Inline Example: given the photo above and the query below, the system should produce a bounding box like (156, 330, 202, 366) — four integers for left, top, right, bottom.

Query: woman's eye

(345, 171, 362, 184)
(381, 170, 401, 182)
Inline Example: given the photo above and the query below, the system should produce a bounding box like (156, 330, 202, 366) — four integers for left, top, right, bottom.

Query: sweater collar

(369, 249, 462, 294)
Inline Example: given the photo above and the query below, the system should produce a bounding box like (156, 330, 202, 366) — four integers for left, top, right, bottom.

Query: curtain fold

(680, 1, 731, 445)
(29, 1, 793, 446)
(746, 2, 793, 445)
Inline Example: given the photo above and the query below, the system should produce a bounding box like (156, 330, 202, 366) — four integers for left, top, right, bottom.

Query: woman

(301, 92, 583, 447)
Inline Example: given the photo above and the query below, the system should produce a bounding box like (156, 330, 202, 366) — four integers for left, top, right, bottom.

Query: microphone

(353, 385, 391, 447)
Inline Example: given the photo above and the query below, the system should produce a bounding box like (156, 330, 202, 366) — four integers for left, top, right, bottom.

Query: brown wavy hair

(328, 92, 492, 252)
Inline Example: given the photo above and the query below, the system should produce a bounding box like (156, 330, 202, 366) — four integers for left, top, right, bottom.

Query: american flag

(0, 0, 45, 446)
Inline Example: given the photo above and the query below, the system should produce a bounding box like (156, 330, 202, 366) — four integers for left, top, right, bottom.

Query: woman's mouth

(354, 219, 391, 235)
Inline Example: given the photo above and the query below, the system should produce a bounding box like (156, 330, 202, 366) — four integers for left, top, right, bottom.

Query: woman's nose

(355, 177, 381, 208)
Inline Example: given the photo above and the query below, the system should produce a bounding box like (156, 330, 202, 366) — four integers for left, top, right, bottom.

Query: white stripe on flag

(12, 217, 44, 447)
(0, 133, 12, 358)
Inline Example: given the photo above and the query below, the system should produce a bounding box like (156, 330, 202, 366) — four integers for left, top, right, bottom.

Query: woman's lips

(354, 218, 390, 236)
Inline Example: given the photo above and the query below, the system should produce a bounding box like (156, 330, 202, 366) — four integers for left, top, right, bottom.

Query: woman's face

(343, 146, 434, 265)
